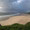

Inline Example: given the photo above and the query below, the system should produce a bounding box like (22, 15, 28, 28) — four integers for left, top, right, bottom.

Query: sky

(0, 0, 30, 14)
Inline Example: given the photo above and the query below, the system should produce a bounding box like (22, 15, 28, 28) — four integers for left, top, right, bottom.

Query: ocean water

(0, 13, 20, 21)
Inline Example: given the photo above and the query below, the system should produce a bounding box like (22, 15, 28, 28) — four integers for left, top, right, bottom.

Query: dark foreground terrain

(0, 22, 30, 30)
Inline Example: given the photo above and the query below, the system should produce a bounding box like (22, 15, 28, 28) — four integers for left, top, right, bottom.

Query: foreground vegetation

(0, 22, 30, 30)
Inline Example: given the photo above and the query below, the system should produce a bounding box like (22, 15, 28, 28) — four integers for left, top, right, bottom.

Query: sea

(0, 13, 20, 21)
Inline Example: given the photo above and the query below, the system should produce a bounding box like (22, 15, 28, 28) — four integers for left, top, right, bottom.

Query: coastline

(0, 15, 30, 26)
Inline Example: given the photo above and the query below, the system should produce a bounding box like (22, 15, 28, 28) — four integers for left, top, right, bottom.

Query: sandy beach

(0, 15, 30, 26)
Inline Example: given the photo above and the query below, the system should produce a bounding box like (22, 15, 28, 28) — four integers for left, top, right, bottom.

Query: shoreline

(0, 15, 30, 26)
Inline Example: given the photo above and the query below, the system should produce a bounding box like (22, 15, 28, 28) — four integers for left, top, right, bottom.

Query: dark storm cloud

(9, 0, 30, 13)
(0, 0, 17, 12)
(0, 0, 30, 14)
(9, 0, 17, 2)
(20, 0, 30, 11)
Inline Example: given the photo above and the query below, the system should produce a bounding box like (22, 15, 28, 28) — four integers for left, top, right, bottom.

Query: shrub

(0, 22, 30, 30)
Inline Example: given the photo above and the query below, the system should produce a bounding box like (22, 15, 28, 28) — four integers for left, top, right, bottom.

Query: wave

(0, 13, 20, 21)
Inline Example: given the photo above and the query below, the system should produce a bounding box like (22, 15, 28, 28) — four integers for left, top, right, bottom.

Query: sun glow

(0, 7, 2, 9)
(17, 0, 23, 3)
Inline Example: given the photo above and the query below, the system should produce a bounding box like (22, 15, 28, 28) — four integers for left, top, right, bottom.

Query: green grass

(0, 22, 30, 30)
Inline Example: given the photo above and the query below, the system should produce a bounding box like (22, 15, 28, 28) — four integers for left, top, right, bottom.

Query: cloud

(0, 0, 30, 14)
(20, 0, 30, 11)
